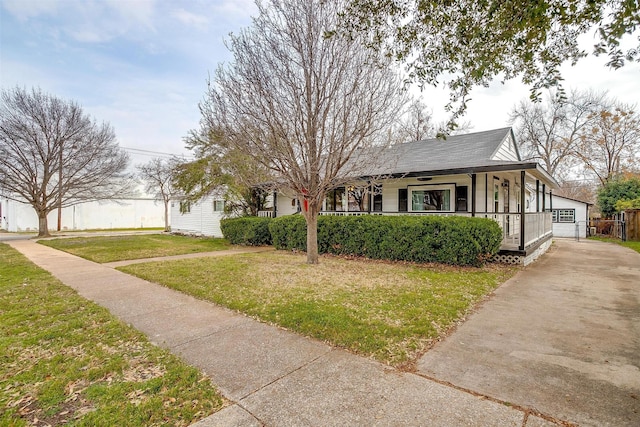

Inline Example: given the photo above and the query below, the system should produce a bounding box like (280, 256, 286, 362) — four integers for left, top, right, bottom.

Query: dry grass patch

(0, 243, 224, 426)
(119, 251, 517, 367)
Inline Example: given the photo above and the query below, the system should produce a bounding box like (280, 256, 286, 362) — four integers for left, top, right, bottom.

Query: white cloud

(106, 0, 155, 28)
(1, 0, 58, 21)
(173, 8, 209, 29)
(213, 0, 257, 18)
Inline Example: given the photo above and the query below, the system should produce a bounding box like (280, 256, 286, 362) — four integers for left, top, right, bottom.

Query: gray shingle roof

(364, 127, 516, 176)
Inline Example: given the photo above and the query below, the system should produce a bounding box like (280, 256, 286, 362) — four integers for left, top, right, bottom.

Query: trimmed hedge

(269, 214, 502, 266)
(220, 217, 272, 245)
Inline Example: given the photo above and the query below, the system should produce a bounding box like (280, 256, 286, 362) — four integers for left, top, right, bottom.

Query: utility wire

(121, 146, 194, 159)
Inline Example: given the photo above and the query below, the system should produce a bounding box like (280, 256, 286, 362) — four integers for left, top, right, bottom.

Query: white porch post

(520, 170, 526, 250)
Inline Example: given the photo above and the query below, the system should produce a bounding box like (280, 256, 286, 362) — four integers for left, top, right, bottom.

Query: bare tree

(510, 89, 606, 180)
(137, 158, 178, 231)
(396, 99, 436, 143)
(200, 0, 406, 264)
(394, 98, 472, 144)
(556, 178, 597, 203)
(0, 86, 131, 237)
(576, 103, 640, 185)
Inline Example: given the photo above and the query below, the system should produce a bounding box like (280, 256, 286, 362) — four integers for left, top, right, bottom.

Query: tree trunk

(37, 211, 50, 237)
(305, 202, 319, 264)
(163, 199, 170, 232)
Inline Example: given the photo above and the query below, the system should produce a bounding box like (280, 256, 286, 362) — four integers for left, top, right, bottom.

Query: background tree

(0, 86, 131, 237)
(510, 89, 607, 181)
(554, 178, 596, 203)
(341, 0, 639, 124)
(137, 158, 178, 231)
(597, 175, 640, 218)
(576, 103, 640, 185)
(176, 128, 272, 217)
(201, 0, 406, 264)
(396, 99, 436, 142)
(395, 98, 472, 143)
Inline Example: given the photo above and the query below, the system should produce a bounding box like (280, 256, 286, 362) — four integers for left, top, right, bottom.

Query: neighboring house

(544, 194, 592, 239)
(170, 195, 226, 237)
(0, 197, 166, 232)
(260, 127, 559, 265)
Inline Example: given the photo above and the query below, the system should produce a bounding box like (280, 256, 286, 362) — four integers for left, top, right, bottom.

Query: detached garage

(545, 194, 592, 238)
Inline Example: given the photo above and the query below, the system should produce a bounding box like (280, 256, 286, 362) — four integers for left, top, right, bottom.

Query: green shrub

(220, 216, 272, 245)
(269, 214, 307, 250)
(270, 214, 502, 266)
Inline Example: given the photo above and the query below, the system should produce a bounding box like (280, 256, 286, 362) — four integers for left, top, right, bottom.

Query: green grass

(39, 234, 232, 263)
(588, 236, 640, 254)
(0, 243, 224, 426)
(119, 252, 517, 367)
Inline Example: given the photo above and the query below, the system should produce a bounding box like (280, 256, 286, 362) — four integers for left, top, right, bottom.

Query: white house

(0, 197, 166, 232)
(260, 127, 560, 265)
(544, 194, 592, 238)
(170, 195, 226, 237)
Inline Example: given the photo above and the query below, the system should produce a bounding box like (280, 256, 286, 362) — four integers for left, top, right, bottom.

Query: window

(372, 185, 382, 211)
(455, 186, 468, 212)
(179, 201, 191, 214)
(213, 200, 225, 212)
(409, 185, 453, 212)
(346, 186, 368, 211)
(325, 187, 345, 211)
(551, 209, 575, 223)
(398, 188, 408, 212)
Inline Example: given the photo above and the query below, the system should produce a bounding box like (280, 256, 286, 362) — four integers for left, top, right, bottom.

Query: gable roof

(551, 194, 594, 206)
(373, 127, 516, 174)
(357, 127, 557, 187)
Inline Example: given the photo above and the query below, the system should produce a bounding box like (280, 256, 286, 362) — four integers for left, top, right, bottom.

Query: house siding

(277, 194, 299, 216)
(170, 196, 225, 237)
(545, 195, 590, 238)
(491, 133, 519, 161)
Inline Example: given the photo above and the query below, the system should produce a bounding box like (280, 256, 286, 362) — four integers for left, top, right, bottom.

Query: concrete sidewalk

(102, 246, 274, 268)
(8, 240, 556, 426)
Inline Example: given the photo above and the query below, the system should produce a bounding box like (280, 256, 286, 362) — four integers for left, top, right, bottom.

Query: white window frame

(551, 208, 575, 223)
(213, 200, 225, 212)
(179, 201, 191, 214)
(408, 184, 455, 213)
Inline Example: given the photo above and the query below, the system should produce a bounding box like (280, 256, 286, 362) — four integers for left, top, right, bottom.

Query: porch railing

(258, 210, 275, 218)
(319, 211, 471, 217)
(524, 212, 553, 247)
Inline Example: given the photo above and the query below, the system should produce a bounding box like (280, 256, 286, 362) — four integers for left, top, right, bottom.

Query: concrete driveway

(418, 238, 640, 426)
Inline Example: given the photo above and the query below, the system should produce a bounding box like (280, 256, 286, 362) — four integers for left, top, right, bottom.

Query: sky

(1, 0, 639, 169)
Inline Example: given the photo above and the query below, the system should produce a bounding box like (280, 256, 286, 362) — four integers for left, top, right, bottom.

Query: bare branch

(200, 0, 406, 263)
(0, 86, 133, 236)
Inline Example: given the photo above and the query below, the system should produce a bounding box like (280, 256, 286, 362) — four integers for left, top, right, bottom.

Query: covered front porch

(259, 164, 558, 265)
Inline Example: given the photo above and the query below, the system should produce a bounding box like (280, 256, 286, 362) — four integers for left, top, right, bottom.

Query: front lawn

(119, 252, 517, 367)
(39, 234, 231, 263)
(0, 243, 224, 426)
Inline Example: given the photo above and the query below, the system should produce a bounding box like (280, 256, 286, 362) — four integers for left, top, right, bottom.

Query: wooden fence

(626, 209, 640, 241)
